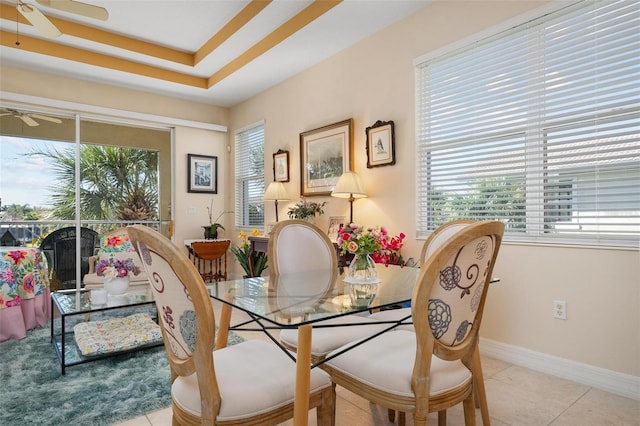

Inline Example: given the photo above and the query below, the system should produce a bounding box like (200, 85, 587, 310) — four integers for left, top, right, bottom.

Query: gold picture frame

(366, 120, 395, 168)
(300, 118, 353, 196)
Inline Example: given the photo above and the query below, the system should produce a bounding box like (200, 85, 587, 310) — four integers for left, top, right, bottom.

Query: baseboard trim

(479, 338, 640, 401)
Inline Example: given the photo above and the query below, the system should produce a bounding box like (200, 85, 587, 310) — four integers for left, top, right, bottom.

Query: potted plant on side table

(203, 199, 230, 239)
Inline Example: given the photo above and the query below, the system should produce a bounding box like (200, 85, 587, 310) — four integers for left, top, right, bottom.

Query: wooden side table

(187, 240, 230, 282)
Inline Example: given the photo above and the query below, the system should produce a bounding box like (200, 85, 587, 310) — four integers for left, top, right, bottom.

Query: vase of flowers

(287, 198, 326, 224)
(96, 257, 140, 295)
(230, 229, 268, 277)
(337, 224, 381, 284)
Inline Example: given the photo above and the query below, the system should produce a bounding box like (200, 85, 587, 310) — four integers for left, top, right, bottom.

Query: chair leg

(388, 409, 395, 422)
(316, 384, 336, 426)
(398, 411, 406, 426)
(473, 343, 491, 425)
(438, 410, 446, 426)
(462, 392, 477, 426)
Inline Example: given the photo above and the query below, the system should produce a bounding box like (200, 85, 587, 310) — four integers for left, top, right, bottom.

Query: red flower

(6, 250, 26, 265)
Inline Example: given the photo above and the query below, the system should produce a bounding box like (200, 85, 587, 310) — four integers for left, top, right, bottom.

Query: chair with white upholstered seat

(323, 220, 504, 426)
(126, 224, 335, 426)
(271, 220, 388, 362)
(369, 219, 492, 425)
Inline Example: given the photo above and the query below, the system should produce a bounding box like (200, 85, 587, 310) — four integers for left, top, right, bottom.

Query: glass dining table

(206, 264, 421, 426)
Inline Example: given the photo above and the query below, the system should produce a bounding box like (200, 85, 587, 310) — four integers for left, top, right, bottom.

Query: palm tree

(29, 144, 158, 220)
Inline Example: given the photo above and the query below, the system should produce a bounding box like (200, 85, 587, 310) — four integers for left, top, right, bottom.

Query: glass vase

(346, 252, 378, 283)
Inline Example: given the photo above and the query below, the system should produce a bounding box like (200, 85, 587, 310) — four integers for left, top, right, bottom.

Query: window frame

(234, 121, 265, 229)
(415, 0, 640, 248)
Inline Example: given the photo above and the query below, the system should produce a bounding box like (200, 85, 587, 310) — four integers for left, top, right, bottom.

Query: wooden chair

(125, 225, 335, 426)
(322, 221, 504, 426)
(190, 240, 231, 282)
(370, 219, 493, 425)
(271, 220, 388, 362)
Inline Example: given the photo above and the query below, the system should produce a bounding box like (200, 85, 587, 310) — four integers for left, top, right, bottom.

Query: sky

(0, 136, 70, 208)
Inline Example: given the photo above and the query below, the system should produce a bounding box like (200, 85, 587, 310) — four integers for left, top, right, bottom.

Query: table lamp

(264, 181, 290, 222)
(331, 171, 368, 223)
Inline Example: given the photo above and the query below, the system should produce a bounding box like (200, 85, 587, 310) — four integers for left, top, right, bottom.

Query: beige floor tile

(479, 354, 512, 377)
(114, 415, 151, 426)
(550, 388, 640, 426)
(493, 365, 590, 406)
(146, 407, 173, 426)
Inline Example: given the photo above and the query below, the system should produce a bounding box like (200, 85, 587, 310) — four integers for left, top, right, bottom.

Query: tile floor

(115, 302, 640, 426)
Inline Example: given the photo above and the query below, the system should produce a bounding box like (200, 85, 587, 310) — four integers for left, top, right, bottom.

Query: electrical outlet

(554, 300, 567, 320)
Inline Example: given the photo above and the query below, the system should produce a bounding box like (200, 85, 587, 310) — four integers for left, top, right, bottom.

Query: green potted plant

(230, 229, 268, 277)
(203, 200, 229, 239)
(287, 197, 326, 222)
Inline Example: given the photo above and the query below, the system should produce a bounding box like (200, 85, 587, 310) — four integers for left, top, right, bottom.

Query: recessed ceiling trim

(194, 0, 272, 66)
(207, 0, 342, 87)
(1, 3, 192, 65)
(0, 30, 208, 88)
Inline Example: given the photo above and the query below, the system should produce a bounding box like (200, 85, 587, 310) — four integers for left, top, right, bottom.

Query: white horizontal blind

(234, 122, 265, 228)
(416, 0, 640, 247)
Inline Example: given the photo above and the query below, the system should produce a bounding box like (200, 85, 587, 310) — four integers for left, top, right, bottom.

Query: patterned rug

(0, 324, 244, 425)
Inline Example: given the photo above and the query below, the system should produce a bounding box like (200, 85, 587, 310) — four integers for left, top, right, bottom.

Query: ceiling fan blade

(36, 0, 108, 21)
(17, 1, 62, 38)
(31, 113, 62, 124)
(18, 115, 40, 127)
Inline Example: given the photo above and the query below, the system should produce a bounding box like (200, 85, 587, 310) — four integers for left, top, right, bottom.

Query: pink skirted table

(0, 246, 51, 342)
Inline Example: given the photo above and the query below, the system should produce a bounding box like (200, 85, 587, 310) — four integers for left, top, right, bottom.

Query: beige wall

(230, 0, 640, 378)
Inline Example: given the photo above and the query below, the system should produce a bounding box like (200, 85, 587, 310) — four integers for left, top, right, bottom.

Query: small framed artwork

(273, 149, 289, 182)
(187, 154, 218, 193)
(327, 216, 346, 243)
(366, 120, 396, 168)
(300, 118, 353, 196)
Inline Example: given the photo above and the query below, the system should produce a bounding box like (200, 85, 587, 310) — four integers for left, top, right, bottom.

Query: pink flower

(347, 241, 359, 253)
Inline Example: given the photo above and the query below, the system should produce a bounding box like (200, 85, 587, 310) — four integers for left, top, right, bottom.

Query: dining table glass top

(206, 264, 421, 327)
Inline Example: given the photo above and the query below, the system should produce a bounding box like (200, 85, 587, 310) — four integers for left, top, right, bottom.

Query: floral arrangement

(338, 224, 406, 266)
(287, 198, 326, 220)
(230, 229, 268, 277)
(371, 226, 406, 266)
(337, 224, 381, 255)
(96, 257, 140, 279)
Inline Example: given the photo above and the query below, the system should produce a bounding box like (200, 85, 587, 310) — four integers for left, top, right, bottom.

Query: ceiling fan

(16, 0, 108, 38)
(0, 108, 63, 126)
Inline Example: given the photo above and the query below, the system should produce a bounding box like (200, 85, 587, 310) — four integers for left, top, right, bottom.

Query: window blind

(234, 122, 265, 228)
(416, 0, 639, 247)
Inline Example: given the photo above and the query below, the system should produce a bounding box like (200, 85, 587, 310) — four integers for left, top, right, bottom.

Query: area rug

(0, 324, 245, 426)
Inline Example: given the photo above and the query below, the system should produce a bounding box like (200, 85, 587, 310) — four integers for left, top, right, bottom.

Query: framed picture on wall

(300, 118, 353, 196)
(188, 154, 218, 193)
(273, 149, 290, 182)
(366, 120, 395, 168)
(327, 216, 346, 243)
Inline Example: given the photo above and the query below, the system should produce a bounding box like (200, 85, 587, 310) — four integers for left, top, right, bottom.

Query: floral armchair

(83, 228, 149, 290)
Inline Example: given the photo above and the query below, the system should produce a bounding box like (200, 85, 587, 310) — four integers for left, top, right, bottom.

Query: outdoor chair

(322, 220, 504, 426)
(126, 224, 335, 426)
(39, 226, 99, 290)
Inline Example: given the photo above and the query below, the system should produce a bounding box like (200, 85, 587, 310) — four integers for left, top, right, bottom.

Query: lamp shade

(264, 182, 290, 201)
(331, 172, 368, 199)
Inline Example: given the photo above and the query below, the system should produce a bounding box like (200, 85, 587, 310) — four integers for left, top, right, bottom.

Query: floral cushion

(73, 312, 162, 356)
(97, 228, 144, 269)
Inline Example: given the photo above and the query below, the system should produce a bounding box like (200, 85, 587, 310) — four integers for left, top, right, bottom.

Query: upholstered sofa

(83, 228, 150, 293)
